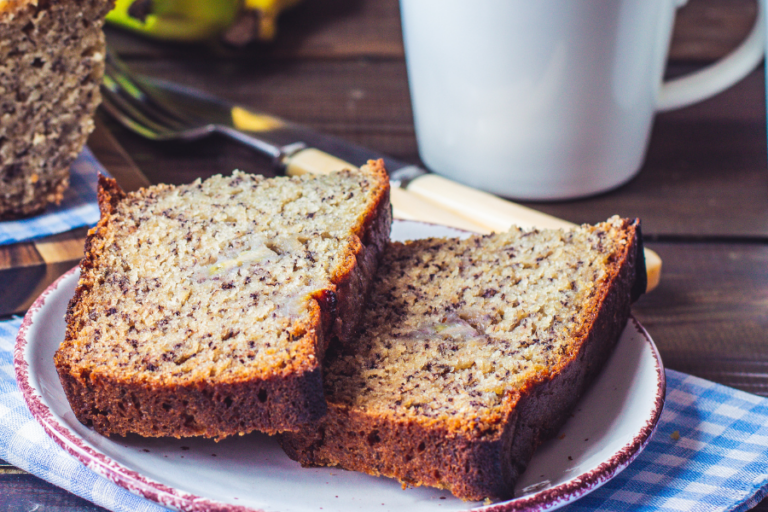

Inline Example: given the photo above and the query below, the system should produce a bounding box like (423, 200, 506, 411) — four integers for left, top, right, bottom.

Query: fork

(100, 51, 305, 166)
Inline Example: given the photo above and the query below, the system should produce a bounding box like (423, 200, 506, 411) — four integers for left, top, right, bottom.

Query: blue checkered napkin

(565, 371, 768, 512)
(2, 315, 768, 512)
(0, 147, 110, 246)
(0, 318, 165, 512)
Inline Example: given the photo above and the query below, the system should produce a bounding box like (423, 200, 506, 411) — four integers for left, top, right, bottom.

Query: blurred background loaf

(0, 0, 113, 219)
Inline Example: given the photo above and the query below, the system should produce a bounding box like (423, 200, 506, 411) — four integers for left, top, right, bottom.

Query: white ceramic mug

(400, 0, 765, 200)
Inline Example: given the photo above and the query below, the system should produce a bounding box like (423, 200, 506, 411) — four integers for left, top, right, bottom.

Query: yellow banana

(106, 0, 303, 44)
(106, 0, 239, 41)
(243, 0, 304, 40)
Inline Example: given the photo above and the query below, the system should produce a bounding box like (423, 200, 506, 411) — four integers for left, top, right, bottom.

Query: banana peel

(106, 0, 303, 44)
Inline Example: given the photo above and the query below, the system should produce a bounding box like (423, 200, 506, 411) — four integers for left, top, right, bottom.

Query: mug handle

(657, 0, 765, 112)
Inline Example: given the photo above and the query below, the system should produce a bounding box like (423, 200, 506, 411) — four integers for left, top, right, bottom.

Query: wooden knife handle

(284, 148, 357, 176)
(283, 148, 661, 292)
(405, 173, 661, 292)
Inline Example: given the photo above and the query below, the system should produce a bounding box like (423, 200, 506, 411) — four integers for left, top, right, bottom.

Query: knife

(128, 76, 661, 292)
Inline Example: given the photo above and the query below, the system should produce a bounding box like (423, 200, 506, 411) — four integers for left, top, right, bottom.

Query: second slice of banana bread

(55, 162, 390, 439)
(280, 217, 645, 501)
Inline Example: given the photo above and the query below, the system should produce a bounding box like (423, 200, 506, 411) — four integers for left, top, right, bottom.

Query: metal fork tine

(134, 77, 226, 126)
(100, 94, 165, 141)
(104, 51, 218, 130)
(102, 74, 217, 142)
(101, 49, 272, 151)
(107, 54, 237, 127)
(102, 77, 182, 139)
(104, 59, 191, 131)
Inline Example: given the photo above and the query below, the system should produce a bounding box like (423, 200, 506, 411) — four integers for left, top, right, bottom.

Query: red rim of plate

(14, 264, 666, 512)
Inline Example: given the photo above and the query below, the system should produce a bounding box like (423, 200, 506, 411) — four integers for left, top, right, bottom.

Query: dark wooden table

(3, 0, 767, 509)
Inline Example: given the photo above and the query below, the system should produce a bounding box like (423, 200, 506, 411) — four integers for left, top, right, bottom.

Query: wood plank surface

(634, 242, 768, 395)
(671, 0, 759, 62)
(0, 228, 88, 317)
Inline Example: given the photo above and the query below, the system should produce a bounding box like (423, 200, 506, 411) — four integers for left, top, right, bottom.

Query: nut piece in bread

(55, 162, 391, 438)
(280, 217, 645, 501)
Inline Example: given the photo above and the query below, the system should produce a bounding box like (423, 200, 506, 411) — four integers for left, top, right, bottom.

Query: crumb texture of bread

(280, 216, 644, 501)
(0, 0, 112, 219)
(55, 163, 391, 439)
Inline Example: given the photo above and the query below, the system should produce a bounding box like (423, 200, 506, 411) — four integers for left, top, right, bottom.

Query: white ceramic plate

(15, 220, 665, 512)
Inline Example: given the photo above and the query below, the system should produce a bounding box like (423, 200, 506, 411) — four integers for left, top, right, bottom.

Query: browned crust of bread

(55, 163, 391, 438)
(328, 162, 393, 350)
(279, 219, 644, 500)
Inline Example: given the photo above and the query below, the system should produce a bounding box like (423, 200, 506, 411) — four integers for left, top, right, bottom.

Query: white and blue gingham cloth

(0, 147, 109, 246)
(1, 316, 767, 512)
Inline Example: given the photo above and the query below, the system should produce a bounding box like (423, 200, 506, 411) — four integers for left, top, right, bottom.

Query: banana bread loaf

(55, 162, 391, 438)
(0, 0, 112, 218)
(280, 217, 645, 501)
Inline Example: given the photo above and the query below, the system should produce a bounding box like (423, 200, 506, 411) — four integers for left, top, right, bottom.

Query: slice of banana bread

(0, 0, 112, 218)
(280, 217, 645, 501)
(55, 162, 391, 439)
